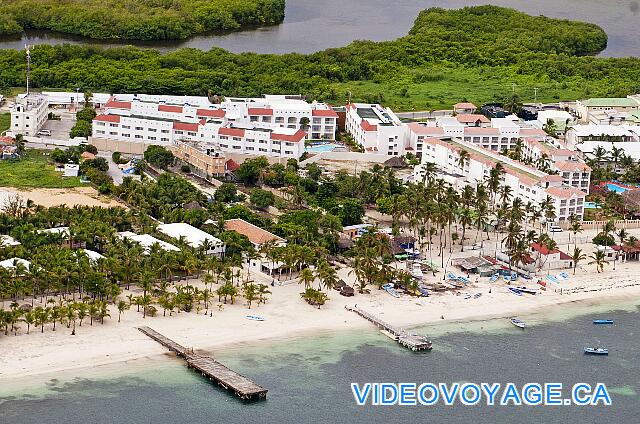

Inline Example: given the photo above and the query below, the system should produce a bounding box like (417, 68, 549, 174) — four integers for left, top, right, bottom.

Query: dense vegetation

(0, 6, 635, 110)
(0, 0, 285, 40)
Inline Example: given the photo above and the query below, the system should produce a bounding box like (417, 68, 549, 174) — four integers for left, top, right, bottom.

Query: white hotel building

(92, 94, 338, 159)
(413, 137, 587, 222)
(345, 103, 408, 155)
(8, 94, 49, 136)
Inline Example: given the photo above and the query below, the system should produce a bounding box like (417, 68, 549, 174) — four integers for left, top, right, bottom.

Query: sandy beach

(1, 260, 639, 383)
(0, 187, 126, 208)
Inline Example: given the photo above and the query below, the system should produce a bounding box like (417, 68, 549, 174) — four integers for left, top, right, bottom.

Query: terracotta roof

(271, 129, 306, 143)
(219, 127, 245, 137)
(554, 161, 591, 172)
(224, 219, 285, 246)
(360, 120, 378, 132)
(456, 114, 489, 123)
(464, 127, 500, 135)
(104, 100, 131, 110)
(312, 109, 338, 118)
(81, 151, 96, 160)
(0, 136, 15, 145)
(454, 102, 477, 109)
(520, 128, 548, 137)
(196, 108, 225, 118)
(408, 122, 445, 135)
(94, 114, 121, 123)
(540, 174, 564, 183)
(248, 107, 273, 116)
(173, 122, 199, 132)
(158, 104, 183, 113)
(225, 159, 240, 172)
(545, 186, 587, 199)
(530, 242, 563, 256)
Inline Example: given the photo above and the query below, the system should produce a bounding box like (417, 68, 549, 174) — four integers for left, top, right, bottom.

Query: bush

(250, 188, 275, 209)
(592, 233, 615, 247)
(144, 145, 174, 169)
(180, 164, 191, 173)
(70, 120, 92, 138)
(214, 183, 238, 203)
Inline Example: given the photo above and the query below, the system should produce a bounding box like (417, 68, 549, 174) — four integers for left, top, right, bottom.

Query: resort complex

(1, 6, 640, 421)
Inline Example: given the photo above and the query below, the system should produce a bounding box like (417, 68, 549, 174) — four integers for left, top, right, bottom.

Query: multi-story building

(575, 98, 640, 123)
(170, 140, 227, 180)
(566, 124, 640, 147)
(453, 102, 477, 114)
(413, 137, 587, 221)
(222, 95, 338, 140)
(92, 94, 328, 159)
(552, 161, 592, 194)
(345, 103, 408, 155)
(8, 94, 48, 136)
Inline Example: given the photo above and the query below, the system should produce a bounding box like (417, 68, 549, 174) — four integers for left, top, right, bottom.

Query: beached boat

(447, 272, 458, 281)
(418, 287, 430, 297)
(593, 319, 614, 325)
(502, 275, 510, 283)
(382, 283, 401, 298)
(246, 315, 265, 321)
(515, 286, 538, 295)
(508, 287, 523, 296)
(510, 272, 518, 282)
(457, 276, 470, 285)
(473, 293, 482, 299)
(463, 293, 472, 299)
(489, 273, 500, 283)
(558, 272, 569, 280)
(510, 318, 526, 329)
(584, 347, 609, 355)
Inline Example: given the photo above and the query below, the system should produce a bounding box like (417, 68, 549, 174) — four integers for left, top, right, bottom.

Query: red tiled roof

(456, 114, 489, 123)
(81, 151, 96, 160)
(219, 127, 245, 137)
(454, 102, 477, 109)
(554, 161, 591, 172)
(158, 104, 183, 113)
(408, 123, 445, 135)
(520, 128, 547, 137)
(530, 242, 562, 256)
(545, 186, 587, 199)
(197, 108, 225, 118)
(94, 114, 121, 123)
(464, 127, 500, 135)
(225, 159, 240, 172)
(224, 218, 285, 245)
(360, 120, 378, 132)
(173, 122, 199, 132)
(271, 129, 306, 143)
(104, 100, 131, 110)
(0, 136, 15, 145)
(312, 109, 338, 118)
(559, 251, 572, 260)
(248, 107, 273, 116)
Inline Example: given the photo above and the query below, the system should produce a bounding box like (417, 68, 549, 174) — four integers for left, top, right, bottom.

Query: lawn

(0, 149, 83, 188)
(0, 113, 9, 133)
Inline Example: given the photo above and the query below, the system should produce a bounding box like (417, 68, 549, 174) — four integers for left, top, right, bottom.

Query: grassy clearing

(0, 113, 9, 133)
(0, 149, 83, 188)
(331, 66, 590, 111)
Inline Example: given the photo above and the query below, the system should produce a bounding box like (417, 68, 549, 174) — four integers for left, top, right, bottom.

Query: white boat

(510, 318, 526, 329)
(246, 315, 265, 321)
(515, 286, 538, 295)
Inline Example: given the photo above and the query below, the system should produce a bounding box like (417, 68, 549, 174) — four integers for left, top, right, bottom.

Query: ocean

(1, 301, 638, 424)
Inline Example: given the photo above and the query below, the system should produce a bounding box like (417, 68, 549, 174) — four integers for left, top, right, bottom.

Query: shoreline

(1, 272, 639, 387)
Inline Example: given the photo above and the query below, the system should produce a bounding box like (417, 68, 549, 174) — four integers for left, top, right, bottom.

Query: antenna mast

(25, 44, 32, 95)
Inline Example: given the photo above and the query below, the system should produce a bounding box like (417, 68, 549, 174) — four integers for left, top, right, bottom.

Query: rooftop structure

(8, 94, 48, 137)
(156, 223, 225, 257)
(575, 97, 640, 123)
(345, 103, 408, 156)
(0, 257, 31, 272)
(223, 219, 285, 248)
(118, 231, 180, 253)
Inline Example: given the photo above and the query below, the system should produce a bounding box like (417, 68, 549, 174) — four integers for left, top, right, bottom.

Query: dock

(345, 306, 432, 351)
(138, 326, 267, 400)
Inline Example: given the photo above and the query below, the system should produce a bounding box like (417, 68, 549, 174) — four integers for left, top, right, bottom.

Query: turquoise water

(583, 201, 600, 209)
(606, 183, 629, 193)
(1, 302, 639, 423)
(305, 143, 342, 153)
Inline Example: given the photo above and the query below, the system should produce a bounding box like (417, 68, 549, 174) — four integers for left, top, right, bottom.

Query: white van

(37, 129, 52, 137)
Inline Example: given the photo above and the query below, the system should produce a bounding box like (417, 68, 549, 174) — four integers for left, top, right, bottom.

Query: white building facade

(9, 94, 48, 136)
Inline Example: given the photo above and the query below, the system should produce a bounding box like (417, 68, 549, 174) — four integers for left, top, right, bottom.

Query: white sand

(1, 261, 639, 382)
(0, 187, 126, 208)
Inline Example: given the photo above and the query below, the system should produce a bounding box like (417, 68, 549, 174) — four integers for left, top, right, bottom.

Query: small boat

(510, 318, 526, 328)
(502, 275, 510, 283)
(246, 315, 265, 321)
(593, 319, 614, 325)
(418, 287, 430, 297)
(515, 286, 538, 295)
(489, 273, 500, 283)
(510, 273, 518, 282)
(584, 347, 609, 355)
(447, 272, 458, 281)
(473, 293, 482, 299)
(508, 287, 523, 296)
(463, 293, 472, 300)
(457, 276, 470, 285)
(558, 272, 569, 280)
(383, 283, 401, 298)
(546, 275, 559, 284)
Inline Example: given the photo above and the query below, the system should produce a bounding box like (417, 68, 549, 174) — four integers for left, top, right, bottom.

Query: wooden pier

(138, 326, 267, 400)
(345, 306, 432, 351)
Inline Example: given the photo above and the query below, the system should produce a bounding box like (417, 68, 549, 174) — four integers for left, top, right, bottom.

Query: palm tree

(117, 300, 130, 322)
(299, 268, 315, 289)
(589, 250, 608, 273)
(569, 219, 582, 249)
(23, 310, 35, 334)
(571, 247, 586, 275)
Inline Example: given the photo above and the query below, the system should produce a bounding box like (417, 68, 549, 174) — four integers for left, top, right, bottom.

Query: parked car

(36, 129, 52, 137)
(549, 226, 563, 233)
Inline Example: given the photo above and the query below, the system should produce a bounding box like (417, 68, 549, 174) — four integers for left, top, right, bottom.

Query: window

(122, 133, 130, 137)
(312, 118, 321, 124)
(262, 116, 271, 122)
(161, 129, 169, 133)
(110, 123, 118, 127)
(233, 146, 241, 150)
(109, 131, 117, 135)
(324, 118, 333, 124)
(187, 132, 196, 136)
(175, 131, 183, 135)
(276, 117, 285, 124)
(122, 125, 130, 129)
(272, 141, 280, 145)
(288, 117, 296, 124)
(149, 128, 157, 132)
(246, 147, 254, 151)
(161, 138, 168, 142)
(135, 135, 143, 139)
(220, 136, 228, 140)
(272, 149, 281, 153)
(233, 137, 241, 142)
(97, 122, 105, 126)
(135, 126, 143, 131)
(96, 130, 105, 135)
(250, 116, 258, 122)
(220, 144, 228, 148)
(259, 148, 267, 152)
(285, 150, 293, 154)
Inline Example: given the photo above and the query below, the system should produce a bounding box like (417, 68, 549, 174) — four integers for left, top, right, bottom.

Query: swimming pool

(305, 143, 343, 153)
(606, 183, 630, 193)
(583, 201, 601, 209)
